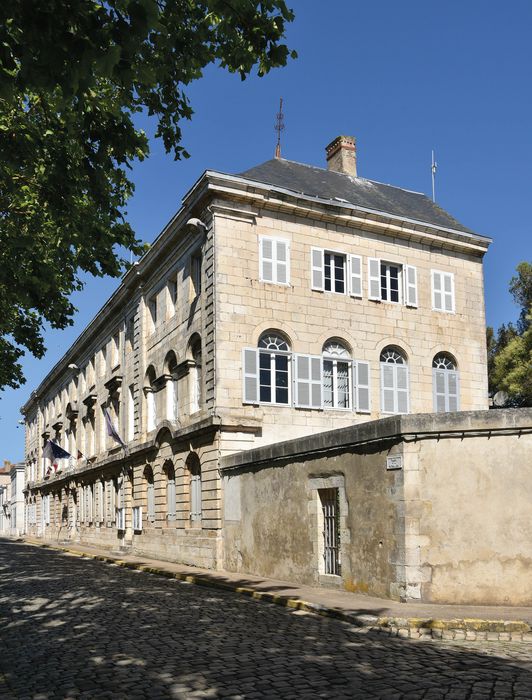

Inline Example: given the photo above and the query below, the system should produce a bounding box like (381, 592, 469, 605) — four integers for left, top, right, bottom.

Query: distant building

(22, 135, 490, 571)
(0, 461, 25, 536)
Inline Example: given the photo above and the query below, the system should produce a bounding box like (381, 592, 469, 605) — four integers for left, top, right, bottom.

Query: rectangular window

(312, 248, 363, 296)
(147, 483, 155, 522)
(116, 507, 125, 531)
(128, 385, 135, 442)
(112, 332, 120, 367)
(432, 270, 455, 313)
(381, 364, 409, 414)
(190, 473, 202, 523)
(259, 237, 290, 285)
(380, 262, 401, 303)
(148, 295, 157, 331)
(191, 253, 202, 297)
(125, 316, 134, 353)
(433, 369, 460, 412)
(324, 252, 346, 293)
(133, 506, 142, 531)
(101, 345, 107, 374)
(259, 351, 289, 404)
(168, 278, 178, 309)
(369, 258, 417, 307)
(319, 488, 340, 576)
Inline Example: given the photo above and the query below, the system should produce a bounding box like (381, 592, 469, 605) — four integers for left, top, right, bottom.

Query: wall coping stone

(220, 409, 532, 473)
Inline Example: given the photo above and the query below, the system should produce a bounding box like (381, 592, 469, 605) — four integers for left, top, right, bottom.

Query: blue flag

(43, 440, 71, 462)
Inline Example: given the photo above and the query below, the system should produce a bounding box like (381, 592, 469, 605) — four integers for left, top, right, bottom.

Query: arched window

(145, 466, 155, 523)
(322, 341, 351, 409)
(164, 462, 176, 520)
(380, 346, 409, 414)
(187, 453, 202, 525)
(144, 366, 157, 432)
(258, 333, 291, 405)
(433, 353, 459, 412)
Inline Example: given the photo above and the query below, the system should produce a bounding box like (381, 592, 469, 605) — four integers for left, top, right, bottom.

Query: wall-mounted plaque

(386, 455, 403, 470)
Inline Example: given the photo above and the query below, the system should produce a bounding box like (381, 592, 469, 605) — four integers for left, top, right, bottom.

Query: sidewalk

(20, 537, 532, 642)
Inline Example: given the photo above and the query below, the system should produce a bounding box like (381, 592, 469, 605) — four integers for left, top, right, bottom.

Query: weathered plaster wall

(224, 446, 401, 598)
(222, 410, 532, 605)
(412, 427, 532, 605)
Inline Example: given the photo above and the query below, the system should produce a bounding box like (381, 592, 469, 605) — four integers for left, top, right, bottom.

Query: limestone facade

(22, 140, 491, 570)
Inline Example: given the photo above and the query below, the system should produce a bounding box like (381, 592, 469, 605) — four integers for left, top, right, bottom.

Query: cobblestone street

(0, 540, 531, 699)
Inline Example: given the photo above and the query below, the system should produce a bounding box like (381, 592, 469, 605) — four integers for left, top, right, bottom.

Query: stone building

(22, 135, 491, 574)
(0, 462, 25, 537)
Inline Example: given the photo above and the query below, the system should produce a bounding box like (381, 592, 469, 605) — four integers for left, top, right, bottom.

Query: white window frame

(259, 236, 290, 286)
(368, 258, 417, 307)
(380, 351, 409, 415)
(116, 507, 125, 531)
(433, 355, 460, 412)
(380, 260, 403, 304)
(431, 270, 455, 313)
(132, 505, 143, 531)
(322, 346, 352, 411)
(312, 248, 363, 297)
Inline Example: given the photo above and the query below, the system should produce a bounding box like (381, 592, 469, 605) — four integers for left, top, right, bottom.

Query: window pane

(380, 264, 388, 300)
(337, 362, 350, 408)
(323, 360, 333, 407)
(324, 253, 332, 291)
(276, 387, 289, 404)
(334, 255, 345, 293)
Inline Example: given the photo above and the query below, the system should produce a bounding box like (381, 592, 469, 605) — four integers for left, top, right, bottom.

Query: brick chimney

(325, 135, 357, 177)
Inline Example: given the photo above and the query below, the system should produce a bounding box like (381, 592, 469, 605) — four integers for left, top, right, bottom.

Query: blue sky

(2, 0, 531, 461)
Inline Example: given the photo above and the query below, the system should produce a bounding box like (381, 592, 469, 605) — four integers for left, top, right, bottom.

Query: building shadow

(0, 540, 530, 699)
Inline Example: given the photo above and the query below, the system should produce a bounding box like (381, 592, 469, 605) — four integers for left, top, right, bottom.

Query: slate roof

(239, 158, 475, 235)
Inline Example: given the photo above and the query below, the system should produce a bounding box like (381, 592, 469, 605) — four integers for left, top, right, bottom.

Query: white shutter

(396, 365, 409, 414)
(191, 474, 202, 520)
(381, 364, 396, 413)
(311, 248, 324, 291)
(368, 258, 381, 300)
(147, 483, 155, 522)
(432, 271, 443, 310)
(349, 255, 363, 298)
(444, 273, 455, 312)
(354, 361, 371, 413)
(167, 479, 176, 517)
(242, 348, 259, 404)
(448, 370, 459, 411)
(433, 369, 447, 412)
(276, 239, 290, 285)
(259, 237, 274, 282)
(294, 354, 322, 409)
(404, 265, 418, 307)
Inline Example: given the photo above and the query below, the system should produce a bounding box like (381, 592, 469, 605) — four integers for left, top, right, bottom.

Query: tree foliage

(488, 261, 532, 407)
(0, 0, 296, 391)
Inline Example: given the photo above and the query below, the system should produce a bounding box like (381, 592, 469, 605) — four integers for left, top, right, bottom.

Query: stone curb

(22, 538, 532, 643)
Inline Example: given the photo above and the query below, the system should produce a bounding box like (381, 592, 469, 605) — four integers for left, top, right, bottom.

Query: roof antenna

(431, 149, 438, 202)
(274, 97, 285, 159)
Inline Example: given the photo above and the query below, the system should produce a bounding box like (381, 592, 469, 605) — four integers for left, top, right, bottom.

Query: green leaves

(0, 0, 295, 391)
(488, 261, 532, 407)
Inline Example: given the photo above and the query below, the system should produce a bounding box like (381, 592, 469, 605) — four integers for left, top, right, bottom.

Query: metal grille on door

(320, 488, 340, 575)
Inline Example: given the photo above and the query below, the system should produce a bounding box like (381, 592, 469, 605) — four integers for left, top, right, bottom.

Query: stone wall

(214, 203, 489, 450)
(221, 409, 532, 605)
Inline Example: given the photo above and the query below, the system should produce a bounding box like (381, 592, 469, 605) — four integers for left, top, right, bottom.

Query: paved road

(0, 540, 531, 699)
